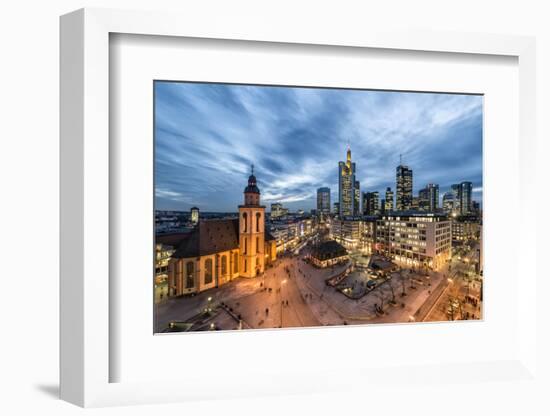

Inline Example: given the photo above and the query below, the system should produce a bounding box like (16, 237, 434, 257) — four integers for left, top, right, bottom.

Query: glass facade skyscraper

(338, 147, 356, 217)
(396, 164, 413, 211)
(316, 187, 331, 215)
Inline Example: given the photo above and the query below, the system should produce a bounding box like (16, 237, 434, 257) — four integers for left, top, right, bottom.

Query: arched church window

(242, 212, 248, 232)
(221, 255, 227, 276)
(186, 262, 194, 289)
(256, 212, 261, 232)
(204, 258, 213, 284)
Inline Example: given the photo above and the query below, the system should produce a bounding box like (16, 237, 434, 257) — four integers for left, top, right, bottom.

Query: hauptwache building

(167, 168, 277, 295)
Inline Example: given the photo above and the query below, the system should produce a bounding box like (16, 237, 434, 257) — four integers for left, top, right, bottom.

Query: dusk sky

(155, 81, 483, 212)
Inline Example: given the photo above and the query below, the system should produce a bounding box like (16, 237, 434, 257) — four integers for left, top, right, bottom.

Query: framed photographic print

(60, 7, 539, 408)
(153, 81, 484, 334)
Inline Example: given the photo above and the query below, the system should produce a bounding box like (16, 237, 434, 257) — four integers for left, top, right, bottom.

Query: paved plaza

(155, 241, 482, 332)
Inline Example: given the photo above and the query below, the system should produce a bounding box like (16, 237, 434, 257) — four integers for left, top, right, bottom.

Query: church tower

(238, 165, 266, 277)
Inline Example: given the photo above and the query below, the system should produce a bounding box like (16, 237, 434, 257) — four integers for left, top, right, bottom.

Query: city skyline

(155, 81, 483, 212)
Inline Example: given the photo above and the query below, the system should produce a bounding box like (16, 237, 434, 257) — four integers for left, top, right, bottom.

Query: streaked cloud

(155, 82, 483, 212)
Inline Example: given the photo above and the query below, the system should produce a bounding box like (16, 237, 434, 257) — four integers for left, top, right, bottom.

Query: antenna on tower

(399, 154, 403, 165)
(251, 163, 254, 175)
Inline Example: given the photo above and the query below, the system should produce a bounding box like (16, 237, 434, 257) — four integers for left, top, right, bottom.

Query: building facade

(376, 212, 451, 270)
(459, 181, 473, 215)
(396, 164, 413, 211)
(418, 183, 439, 212)
(451, 215, 481, 243)
(384, 187, 394, 212)
(317, 187, 331, 215)
(338, 147, 356, 217)
(362, 191, 380, 216)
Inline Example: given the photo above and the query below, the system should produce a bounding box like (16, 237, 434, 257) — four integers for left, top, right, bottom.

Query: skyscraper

(317, 187, 331, 215)
(459, 181, 473, 215)
(354, 181, 361, 216)
(396, 161, 413, 211)
(384, 187, 394, 212)
(362, 191, 380, 216)
(418, 183, 439, 212)
(442, 191, 455, 213)
(338, 146, 356, 217)
(451, 184, 461, 214)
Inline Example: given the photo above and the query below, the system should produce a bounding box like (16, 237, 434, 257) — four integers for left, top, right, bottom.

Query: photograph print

(154, 81, 483, 333)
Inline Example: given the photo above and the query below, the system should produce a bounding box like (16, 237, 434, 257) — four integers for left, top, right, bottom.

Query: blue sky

(155, 82, 483, 212)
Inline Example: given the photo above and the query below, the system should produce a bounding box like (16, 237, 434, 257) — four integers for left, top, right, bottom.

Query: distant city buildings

(396, 160, 413, 211)
(270, 202, 289, 219)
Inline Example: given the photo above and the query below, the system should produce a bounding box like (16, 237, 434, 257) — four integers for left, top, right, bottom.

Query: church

(166, 167, 277, 296)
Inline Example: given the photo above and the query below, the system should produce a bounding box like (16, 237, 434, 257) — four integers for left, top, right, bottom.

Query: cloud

(155, 82, 483, 212)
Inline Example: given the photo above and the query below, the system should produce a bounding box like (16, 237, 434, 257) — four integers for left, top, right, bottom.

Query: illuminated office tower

(396, 158, 413, 211)
(384, 187, 394, 212)
(338, 146, 356, 217)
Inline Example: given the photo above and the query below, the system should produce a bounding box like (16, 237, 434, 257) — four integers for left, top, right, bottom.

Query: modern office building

(338, 146, 356, 217)
(418, 183, 439, 212)
(376, 212, 452, 270)
(396, 163, 413, 211)
(362, 191, 380, 216)
(384, 187, 394, 212)
(451, 215, 480, 243)
(451, 184, 461, 214)
(354, 180, 361, 216)
(459, 181, 473, 215)
(442, 191, 455, 213)
(317, 187, 331, 215)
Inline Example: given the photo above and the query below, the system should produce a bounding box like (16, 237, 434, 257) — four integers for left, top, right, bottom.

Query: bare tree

(383, 277, 396, 305)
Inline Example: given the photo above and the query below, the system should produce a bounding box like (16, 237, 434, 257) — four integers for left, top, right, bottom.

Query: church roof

(156, 232, 192, 248)
(171, 218, 275, 258)
(172, 219, 239, 258)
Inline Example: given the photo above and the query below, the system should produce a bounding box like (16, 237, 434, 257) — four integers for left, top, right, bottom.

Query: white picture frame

(60, 7, 539, 408)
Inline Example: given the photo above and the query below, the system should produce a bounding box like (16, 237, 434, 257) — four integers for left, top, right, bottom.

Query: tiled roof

(173, 219, 239, 258)
(156, 232, 192, 248)
(171, 218, 275, 258)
